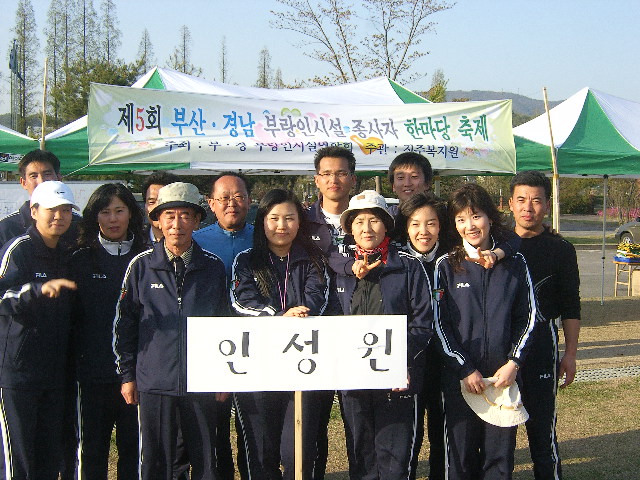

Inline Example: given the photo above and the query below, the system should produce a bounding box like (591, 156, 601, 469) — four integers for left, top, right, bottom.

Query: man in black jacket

(509, 171, 581, 480)
(114, 182, 229, 480)
(0, 181, 79, 480)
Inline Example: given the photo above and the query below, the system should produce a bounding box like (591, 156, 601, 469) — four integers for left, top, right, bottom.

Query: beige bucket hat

(460, 377, 529, 428)
(149, 182, 207, 220)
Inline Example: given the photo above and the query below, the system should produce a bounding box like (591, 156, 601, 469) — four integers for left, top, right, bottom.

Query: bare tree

(271, 0, 453, 85)
(255, 47, 273, 88)
(219, 36, 230, 83)
(137, 28, 156, 72)
(274, 68, 285, 89)
(99, 0, 121, 64)
(11, 0, 40, 134)
(166, 25, 202, 76)
(74, 0, 99, 63)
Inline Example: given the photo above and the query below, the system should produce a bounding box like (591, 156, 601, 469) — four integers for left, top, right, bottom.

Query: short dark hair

(314, 146, 356, 173)
(207, 171, 251, 197)
(387, 152, 433, 186)
(18, 150, 61, 177)
(142, 171, 180, 200)
(510, 171, 551, 200)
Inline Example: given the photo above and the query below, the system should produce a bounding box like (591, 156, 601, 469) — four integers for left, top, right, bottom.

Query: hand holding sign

(352, 253, 382, 279)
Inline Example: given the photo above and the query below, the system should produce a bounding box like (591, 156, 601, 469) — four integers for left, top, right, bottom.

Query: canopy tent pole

(433, 177, 441, 197)
(40, 58, 48, 150)
(543, 87, 560, 233)
(295, 390, 303, 480)
(601, 175, 608, 305)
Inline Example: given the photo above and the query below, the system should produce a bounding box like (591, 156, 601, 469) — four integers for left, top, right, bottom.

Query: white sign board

(186, 315, 407, 392)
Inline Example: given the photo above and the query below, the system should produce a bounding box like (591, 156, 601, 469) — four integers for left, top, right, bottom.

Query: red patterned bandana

(355, 236, 390, 264)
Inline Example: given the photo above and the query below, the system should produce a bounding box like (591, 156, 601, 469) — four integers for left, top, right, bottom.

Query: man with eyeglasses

(307, 146, 357, 479)
(193, 172, 253, 480)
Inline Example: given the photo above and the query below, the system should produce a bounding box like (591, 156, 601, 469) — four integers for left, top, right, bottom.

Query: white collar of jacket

(463, 236, 496, 259)
(99, 232, 134, 256)
(406, 240, 439, 263)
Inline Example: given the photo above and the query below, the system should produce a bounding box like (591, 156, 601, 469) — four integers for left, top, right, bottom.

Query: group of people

(0, 147, 580, 480)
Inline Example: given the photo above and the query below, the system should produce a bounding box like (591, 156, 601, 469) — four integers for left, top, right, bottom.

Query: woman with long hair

(335, 190, 433, 480)
(71, 183, 147, 480)
(434, 183, 536, 480)
(230, 188, 331, 480)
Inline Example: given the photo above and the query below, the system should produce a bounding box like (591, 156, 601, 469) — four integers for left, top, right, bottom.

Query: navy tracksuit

(518, 231, 581, 480)
(434, 252, 536, 480)
(0, 227, 73, 480)
(230, 243, 330, 480)
(335, 243, 433, 480)
(113, 240, 229, 480)
(71, 241, 145, 480)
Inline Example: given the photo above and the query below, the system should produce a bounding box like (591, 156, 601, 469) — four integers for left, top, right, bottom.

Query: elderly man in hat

(113, 182, 229, 480)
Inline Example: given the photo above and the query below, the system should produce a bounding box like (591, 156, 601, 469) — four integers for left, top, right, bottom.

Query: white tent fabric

(594, 89, 640, 148)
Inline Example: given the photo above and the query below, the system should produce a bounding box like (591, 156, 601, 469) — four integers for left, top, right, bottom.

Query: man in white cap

(113, 182, 229, 480)
(0, 180, 79, 479)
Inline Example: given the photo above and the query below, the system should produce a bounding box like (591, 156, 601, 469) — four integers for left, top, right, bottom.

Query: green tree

(11, 0, 40, 134)
(427, 68, 447, 102)
(99, 0, 121, 64)
(255, 47, 273, 88)
(271, 0, 453, 85)
(137, 28, 156, 73)
(50, 58, 142, 123)
(274, 68, 285, 89)
(166, 26, 202, 76)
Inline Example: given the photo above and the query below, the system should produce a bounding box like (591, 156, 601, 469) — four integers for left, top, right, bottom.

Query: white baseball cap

(340, 190, 395, 234)
(460, 377, 529, 428)
(30, 181, 79, 210)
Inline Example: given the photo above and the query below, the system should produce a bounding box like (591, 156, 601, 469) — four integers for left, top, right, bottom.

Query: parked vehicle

(614, 217, 640, 243)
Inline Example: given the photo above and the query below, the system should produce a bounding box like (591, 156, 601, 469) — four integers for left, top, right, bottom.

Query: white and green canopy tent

(514, 87, 640, 302)
(9, 67, 428, 175)
(515, 87, 640, 175)
(0, 123, 38, 163)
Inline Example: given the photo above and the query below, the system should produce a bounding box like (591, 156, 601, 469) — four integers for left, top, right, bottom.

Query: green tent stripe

(514, 136, 553, 172)
(142, 69, 166, 90)
(388, 79, 429, 104)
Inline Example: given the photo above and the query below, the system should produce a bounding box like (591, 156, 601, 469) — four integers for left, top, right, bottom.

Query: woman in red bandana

(335, 190, 434, 480)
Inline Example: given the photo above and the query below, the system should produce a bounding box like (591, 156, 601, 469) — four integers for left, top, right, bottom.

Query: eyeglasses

(213, 194, 248, 205)
(316, 171, 352, 179)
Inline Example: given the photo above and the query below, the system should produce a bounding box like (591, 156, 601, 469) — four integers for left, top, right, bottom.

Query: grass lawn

(107, 298, 640, 479)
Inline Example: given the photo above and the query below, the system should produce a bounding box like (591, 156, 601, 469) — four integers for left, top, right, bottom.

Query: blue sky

(1, 0, 638, 114)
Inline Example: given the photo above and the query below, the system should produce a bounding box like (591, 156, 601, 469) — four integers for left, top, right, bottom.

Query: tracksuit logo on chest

(35, 272, 47, 278)
(456, 282, 470, 288)
(151, 283, 165, 289)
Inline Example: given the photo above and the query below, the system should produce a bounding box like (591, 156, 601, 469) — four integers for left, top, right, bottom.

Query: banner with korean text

(186, 315, 407, 392)
(88, 83, 515, 175)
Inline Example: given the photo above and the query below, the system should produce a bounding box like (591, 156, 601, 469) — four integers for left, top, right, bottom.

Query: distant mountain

(444, 90, 562, 117)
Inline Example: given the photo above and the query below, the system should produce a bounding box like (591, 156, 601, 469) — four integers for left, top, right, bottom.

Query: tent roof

(0, 124, 38, 160)
(514, 88, 640, 175)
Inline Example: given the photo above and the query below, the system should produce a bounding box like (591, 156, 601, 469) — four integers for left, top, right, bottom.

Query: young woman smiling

(70, 183, 146, 480)
(434, 183, 536, 480)
(230, 189, 331, 480)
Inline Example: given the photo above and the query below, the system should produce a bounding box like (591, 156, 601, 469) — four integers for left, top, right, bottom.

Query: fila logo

(92, 273, 107, 279)
(35, 272, 47, 278)
(311, 235, 321, 241)
(539, 373, 553, 379)
(151, 283, 165, 289)
(456, 282, 470, 288)
(337, 287, 345, 292)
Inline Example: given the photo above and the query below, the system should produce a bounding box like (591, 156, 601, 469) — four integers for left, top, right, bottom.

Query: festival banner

(186, 315, 407, 392)
(88, 83, 515, 174)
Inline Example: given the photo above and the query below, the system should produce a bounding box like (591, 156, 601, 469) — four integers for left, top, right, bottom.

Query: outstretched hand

(41, 278, 77, 298)
(466, 248, 498, 269)
(352, 253, 382, 279)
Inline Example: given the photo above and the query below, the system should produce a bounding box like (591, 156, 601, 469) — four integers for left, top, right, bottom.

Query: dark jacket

(306, 201, 355, 276)
(230, 242, 330, 317)
(71, 241, 146, 384)
(0, 226, 73, 389)
(0, 200, 81, 252)
(434, 253, 536, 385)
(113, 240, 229, 395)
(335, 243, 433, 392)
